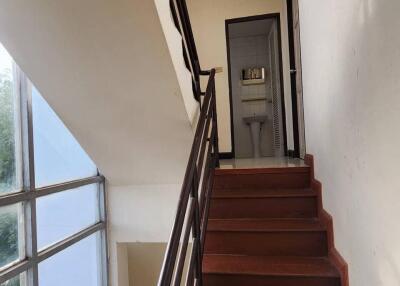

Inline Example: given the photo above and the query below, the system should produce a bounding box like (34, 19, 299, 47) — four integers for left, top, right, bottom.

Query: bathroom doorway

(226, 14, 287, 159)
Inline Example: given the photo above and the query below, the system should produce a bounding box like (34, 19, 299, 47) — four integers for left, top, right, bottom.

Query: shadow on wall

(118, 242, 191, 286)
(301, 0, 400, 285)
(127, 243, 166, 286)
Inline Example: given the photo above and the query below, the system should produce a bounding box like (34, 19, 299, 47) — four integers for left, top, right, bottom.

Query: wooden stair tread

(212, 188, 316, 199)
(215, 166, 310, 175)
(207, 218, 325, 232)
(203, 255, 340, 278)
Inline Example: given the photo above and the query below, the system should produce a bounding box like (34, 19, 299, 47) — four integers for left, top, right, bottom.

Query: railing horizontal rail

(159, 0, 220, 284)
(158, 69, 218, 286)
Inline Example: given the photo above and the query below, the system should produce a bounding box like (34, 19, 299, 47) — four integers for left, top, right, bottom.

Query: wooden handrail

(158, 69, 219, 286)
(170, 0, 208, 103)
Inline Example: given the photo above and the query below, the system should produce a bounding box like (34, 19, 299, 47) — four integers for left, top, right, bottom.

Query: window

(0, 43, 107, 286)
(0, 45, 21, 195)
(32, 87, 97, 187)
(0, 204, 24, 269)
(0, 273, 26, 286)
(36, 184, 100, 250)
(38, 234, 103, 286)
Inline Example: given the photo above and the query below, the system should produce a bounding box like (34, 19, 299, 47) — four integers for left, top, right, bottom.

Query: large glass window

(36, 184, 100, 250)
(38, 234, 102, 286)
(0, 43, 107, 286)
(0, 204, 24, 269)
(32, 87, 97, 187)
(0, 44, 21, 195)
(0, 273, 25, 286)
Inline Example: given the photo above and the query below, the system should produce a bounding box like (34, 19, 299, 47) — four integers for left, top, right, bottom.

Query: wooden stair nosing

(215, 166, 310, 175)
(212, 188, 317, 199)
(202, 255, 340, 278)
(206, 218, 326, 232)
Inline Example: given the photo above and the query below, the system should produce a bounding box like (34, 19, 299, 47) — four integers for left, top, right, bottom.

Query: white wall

(116, 243, 130, 286)
(108, 184, 182, 285)
(299, 1, 400, 285)
(154, 0, 200, 126)
(187, 0, 293, 153)
(126, 243, 167, 286)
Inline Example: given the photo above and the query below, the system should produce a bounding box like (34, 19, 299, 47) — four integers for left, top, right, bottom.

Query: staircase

(158, 1, 349, 285)
(203, 156, 348, 286)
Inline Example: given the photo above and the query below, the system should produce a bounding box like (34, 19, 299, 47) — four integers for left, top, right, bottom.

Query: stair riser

(214, 172, 310, 189)
(203, 275, 340, 286)
(209, 197, 318, 219)
(205, 231, 328, 257)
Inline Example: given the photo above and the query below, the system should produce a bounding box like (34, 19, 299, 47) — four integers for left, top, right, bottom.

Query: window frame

(0, 66, 108, 286)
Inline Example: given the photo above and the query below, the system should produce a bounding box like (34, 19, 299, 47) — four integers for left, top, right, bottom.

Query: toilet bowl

(243, 114, 268, 158)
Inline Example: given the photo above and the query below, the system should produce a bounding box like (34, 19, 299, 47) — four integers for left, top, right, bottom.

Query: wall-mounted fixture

(241, 67, 265, 85)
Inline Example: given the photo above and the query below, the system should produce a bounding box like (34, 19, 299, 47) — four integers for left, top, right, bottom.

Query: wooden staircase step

(201, 162, 347, 286)
(214, 167, 310, 189)
(203, 255, 341, 286)
(212, 188, 316, 198)
(207, 218, 325, 232)
(209, 190, 318, 219)
(205, 219, 328, 257)
(215, 167, 311, 175)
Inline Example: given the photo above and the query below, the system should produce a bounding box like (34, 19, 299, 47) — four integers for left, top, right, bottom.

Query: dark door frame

(286, 0, 301, 158)
(223, 13, 288, 159)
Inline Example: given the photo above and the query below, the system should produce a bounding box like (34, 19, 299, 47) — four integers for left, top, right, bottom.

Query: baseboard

(304, 154, 349, 286)
(219, 152, 234, 159)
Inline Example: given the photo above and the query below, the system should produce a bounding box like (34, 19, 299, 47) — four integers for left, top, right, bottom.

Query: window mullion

(98, 179, 109, 286)
(19, 71, 39, 286)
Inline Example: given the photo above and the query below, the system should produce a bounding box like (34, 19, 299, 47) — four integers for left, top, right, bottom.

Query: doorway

(226, 14, 287, 159)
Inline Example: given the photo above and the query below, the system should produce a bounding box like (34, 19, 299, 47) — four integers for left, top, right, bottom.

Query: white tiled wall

(230, 35, 274, 158)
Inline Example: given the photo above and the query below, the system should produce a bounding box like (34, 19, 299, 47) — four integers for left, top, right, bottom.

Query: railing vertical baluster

(192, 165, 203, 286)
(212, 79, 220, 168)
(158, 70, 217, 286)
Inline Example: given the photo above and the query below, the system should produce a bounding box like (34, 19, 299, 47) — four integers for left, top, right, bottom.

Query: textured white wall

(187, 0, 293, 153)
(154, 0, 200, 126)
(299, 1, 400, 285)
(108, 184, 182, 285)
(126, 243, 167, 286)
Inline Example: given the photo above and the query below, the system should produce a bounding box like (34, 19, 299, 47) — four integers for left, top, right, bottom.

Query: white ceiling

(0, 0, 194, 185)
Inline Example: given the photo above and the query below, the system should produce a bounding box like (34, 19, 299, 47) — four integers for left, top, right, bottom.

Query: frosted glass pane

(32, 87, 97, 187)
(0, 272, 26, 286)
(37, 184, 100, 250)
(0, 43, 21, 195)
(0, 203, 24, 269)
(39, 233, 102, 286)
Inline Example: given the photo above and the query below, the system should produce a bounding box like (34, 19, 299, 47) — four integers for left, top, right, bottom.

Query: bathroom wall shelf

(241, 95, 272, 102)
(241, 78, 266, 86)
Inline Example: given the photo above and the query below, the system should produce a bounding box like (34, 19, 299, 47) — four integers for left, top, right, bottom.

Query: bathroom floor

(219, 157, 307, 169)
